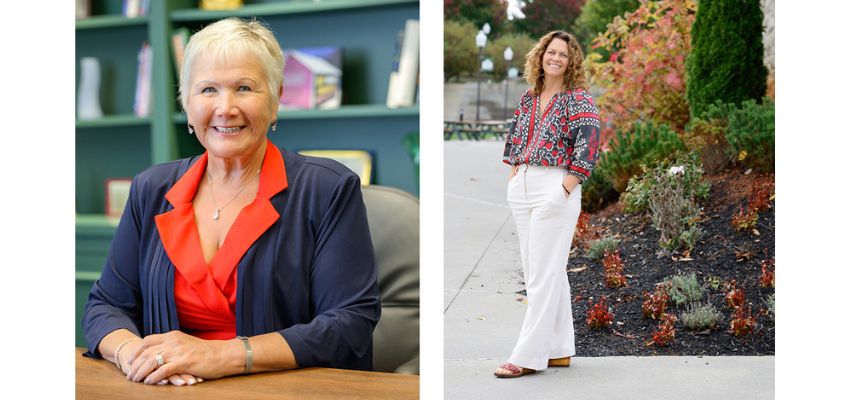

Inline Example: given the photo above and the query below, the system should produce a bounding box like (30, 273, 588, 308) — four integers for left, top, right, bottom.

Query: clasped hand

(121, 330, 233, 386)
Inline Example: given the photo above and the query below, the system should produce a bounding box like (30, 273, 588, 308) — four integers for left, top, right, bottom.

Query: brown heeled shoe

(548, 357, 571, 367)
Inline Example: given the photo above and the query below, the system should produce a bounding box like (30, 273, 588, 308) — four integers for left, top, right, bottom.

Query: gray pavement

(443, 140, 774, 400)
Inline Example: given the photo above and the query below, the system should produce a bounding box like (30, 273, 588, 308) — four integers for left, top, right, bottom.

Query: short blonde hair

(179, 18, 285, 113)
(523, 31, 587, 96)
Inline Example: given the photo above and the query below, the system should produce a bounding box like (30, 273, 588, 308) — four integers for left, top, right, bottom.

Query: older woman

(495, 31, 601, 378)
(83, 18, 380, 386)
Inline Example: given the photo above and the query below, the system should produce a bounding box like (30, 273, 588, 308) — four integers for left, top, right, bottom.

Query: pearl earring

(188, 123, 194, 135)
(271, 122, 277, 132)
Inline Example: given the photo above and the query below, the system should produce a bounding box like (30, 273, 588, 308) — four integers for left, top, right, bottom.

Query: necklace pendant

(213, 209, 220, 220)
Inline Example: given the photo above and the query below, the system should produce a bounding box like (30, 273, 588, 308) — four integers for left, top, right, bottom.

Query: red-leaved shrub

(731, 206, 758, 231)
(585, 0, 696, 136)
(760, 258, 775, 288)
(749, 177, 774, 212)
(586, 296, 615, 329)
(642, 284, 670, 320)
(729, 306, 757, 337)
(724, 280, 746, 309)
(647, 313, 677, 347)
(602, 250, 628, 288)
(572, 212, 595, 249)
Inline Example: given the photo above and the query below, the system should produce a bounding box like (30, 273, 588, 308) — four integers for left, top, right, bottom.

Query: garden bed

(561, 170, 775, 356)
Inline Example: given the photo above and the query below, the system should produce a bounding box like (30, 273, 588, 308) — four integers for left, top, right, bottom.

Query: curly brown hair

(523, 31, 587, 96)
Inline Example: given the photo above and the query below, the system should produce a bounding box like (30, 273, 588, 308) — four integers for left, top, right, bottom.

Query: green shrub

(586, 236, 620, 261)
(666, 272, 704, 306)
(686, 0, 767, 118)
(680, 302, 722, 330)
(704, 275, 723, 291)
(686, 99, 775, 173)
(581, 167, 619, 212)
(683, 116, 731, 174)
(648, 163, 705, 252)
(621, 153, 710, 214)
(599, 122, 686, 193)
(621, 169, 653, 214)
(726, 99, 775, 172)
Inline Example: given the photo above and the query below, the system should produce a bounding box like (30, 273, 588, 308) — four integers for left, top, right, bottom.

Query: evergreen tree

(686, 0, 767, 118)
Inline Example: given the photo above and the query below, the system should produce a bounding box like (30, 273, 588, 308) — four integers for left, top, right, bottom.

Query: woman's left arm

(278, 171, 380, 369)
(563, 90, 602, 192)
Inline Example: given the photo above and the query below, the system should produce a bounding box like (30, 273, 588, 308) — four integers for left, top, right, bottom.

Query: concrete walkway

(443, 140, 774, 400)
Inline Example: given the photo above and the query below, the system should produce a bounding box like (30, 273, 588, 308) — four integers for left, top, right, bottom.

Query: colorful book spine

(386, 29, 404, 107)
(134, 42, 152, 117)
(171, 27, 190, 79)
(124, 0, 141, 18)
(388, 19, 419, 108)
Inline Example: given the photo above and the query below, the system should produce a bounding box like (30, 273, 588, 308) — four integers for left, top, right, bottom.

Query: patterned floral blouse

(502, 88, 601, 183)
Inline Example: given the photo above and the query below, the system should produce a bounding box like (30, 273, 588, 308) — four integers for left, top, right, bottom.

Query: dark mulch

(562, 170, 775, 356)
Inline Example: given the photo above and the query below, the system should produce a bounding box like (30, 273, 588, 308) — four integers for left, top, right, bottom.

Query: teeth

(215, 126, 242, 133)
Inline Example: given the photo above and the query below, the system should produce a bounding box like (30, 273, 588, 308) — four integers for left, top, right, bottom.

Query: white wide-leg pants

(507, 165, 582, 371)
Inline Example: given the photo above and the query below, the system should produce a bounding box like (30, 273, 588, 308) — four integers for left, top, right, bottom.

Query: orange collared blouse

(154, 142, 288, 340)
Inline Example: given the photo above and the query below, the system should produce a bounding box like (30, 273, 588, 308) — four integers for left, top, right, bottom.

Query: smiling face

(186, 52, 280, 161)
(541, 38, 569, 81)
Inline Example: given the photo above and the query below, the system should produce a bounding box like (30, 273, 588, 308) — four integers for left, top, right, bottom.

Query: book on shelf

(386, 30, 403, 109)
(200, 0, 244, 11)
(123, 0, 150, 18)
(280, 47, 343, 110)
(134, 42, 152, 117)
(386, 19, 419, 108)
(171, 27, 190, 79)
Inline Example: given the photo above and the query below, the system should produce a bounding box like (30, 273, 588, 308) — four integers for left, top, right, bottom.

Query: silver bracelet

(113, 338, 138, 371)
(237, 336, 253, 374)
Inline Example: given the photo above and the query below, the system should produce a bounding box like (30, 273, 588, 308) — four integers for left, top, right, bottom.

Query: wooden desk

(76, 348, 419, 399)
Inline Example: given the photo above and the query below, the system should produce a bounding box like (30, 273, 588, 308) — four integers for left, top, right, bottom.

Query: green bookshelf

(171, 0, 415, 21)
(75, 0, 419, 348)
(75, 114, 151, 128)
(75, 15, 149, 30)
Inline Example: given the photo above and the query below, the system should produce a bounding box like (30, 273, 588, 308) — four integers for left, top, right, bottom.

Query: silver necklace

(207, 168, 260, 221)
(538, 93, 556, 119)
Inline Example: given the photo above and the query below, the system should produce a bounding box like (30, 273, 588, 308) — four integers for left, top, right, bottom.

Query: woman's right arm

(97, 329, 142, 370)
(503, 90, 529, 173)
(83, 176, 146, 358)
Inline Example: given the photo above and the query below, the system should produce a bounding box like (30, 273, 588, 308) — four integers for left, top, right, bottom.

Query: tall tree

(444, 0, 508, 36)
(444, 19, 480, 82)
(686, 0, 767, 118)
(513, 0, 586, 39)
(484, 32, 538, 80)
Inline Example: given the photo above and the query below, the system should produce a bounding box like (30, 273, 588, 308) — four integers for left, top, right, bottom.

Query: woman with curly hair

(495, 31, 601, 378)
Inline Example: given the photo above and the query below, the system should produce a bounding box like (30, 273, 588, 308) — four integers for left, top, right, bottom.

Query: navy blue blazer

(83, 144, 380, 371)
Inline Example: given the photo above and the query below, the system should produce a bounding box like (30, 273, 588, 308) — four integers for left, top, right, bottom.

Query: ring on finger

(155, 352, 165, 367)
